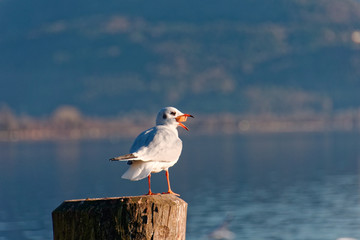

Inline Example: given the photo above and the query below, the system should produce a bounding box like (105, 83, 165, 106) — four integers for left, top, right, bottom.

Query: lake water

(0, 133, 359, 240)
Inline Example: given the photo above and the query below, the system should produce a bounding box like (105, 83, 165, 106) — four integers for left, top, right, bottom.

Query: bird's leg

(145, 174, 160, 196)
(162, 170, 180, 196)
(146, 174, 153, 195)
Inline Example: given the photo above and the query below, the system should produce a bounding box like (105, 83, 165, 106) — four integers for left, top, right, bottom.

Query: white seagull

(110, 106, 194, 196)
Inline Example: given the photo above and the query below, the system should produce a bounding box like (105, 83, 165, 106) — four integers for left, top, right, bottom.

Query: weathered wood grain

(52, 195, 187, 240)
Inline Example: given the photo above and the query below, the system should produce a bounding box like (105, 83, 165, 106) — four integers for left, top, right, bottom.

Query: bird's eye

(163, 113, 167, 119)
(170, 111, 176, 116)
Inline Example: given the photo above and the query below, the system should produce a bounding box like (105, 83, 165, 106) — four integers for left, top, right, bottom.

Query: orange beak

(175, 114, 194, 131)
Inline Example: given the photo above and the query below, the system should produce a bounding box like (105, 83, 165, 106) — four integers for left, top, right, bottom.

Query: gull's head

(156, 106, 194, 131)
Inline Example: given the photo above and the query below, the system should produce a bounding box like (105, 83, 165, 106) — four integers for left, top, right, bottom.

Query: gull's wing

(109, 153, 138, 161)
(129, 127, 156, 154)
(109, 127, 157, 161)
(131, 126, 182, 162)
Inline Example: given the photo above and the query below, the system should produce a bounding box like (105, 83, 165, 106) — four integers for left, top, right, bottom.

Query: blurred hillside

(1, 0, 360, 116)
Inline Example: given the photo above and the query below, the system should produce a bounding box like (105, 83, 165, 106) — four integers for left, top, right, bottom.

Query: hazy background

(1, 1, 360, 240)
(1, 0, 360, 117)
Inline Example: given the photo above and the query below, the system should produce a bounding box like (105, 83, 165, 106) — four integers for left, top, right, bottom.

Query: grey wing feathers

(130, 128, 155, 153)
(109, 153, 137, 161)
(110, 126, 181, 163)
(109, 128, 155, 162)
(133, 127, 182, 162)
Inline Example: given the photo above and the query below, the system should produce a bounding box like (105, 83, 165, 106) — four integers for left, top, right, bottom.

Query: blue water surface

(0, 133, 359, 240)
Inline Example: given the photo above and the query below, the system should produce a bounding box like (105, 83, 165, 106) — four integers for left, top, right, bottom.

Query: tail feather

(109, 153, 137, 161)
(122, 161, 153, 181)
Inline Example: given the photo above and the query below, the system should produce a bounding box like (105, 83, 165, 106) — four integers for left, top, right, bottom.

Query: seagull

(110, 107, 194, 196)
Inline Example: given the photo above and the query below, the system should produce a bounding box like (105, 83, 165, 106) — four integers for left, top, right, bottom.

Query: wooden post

(52, 195, 187, 240)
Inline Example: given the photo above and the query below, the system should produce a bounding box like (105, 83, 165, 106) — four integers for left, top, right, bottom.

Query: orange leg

(162, 170, 180, 196)
(145, 174, 159, 196)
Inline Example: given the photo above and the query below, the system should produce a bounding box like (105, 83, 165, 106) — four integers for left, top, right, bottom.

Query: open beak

(175, 114, 194, 131)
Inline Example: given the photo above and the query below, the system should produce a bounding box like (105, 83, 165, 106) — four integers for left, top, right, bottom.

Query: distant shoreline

(1, 110, 360, 142)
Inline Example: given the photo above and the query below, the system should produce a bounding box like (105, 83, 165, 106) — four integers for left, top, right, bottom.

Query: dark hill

(1, 0, 360, 116)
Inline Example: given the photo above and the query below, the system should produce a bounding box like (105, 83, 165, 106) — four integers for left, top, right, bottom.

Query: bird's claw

(145, 191, 161, 196)
(162, 190, 180, 196)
